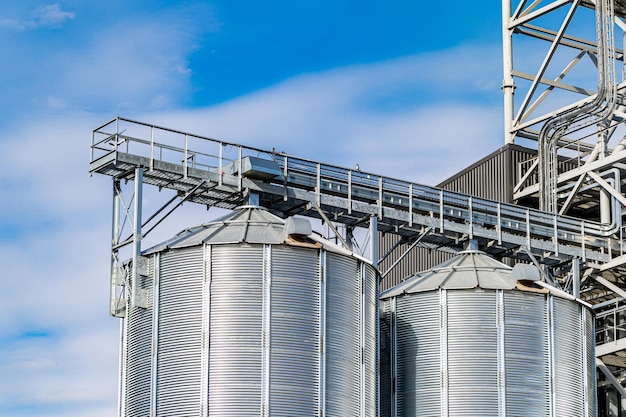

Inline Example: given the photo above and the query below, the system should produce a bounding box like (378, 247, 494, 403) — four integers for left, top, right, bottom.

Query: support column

(572, 258, 581, 298)
(131, 168, 143, 307)
(370, 216, 378, 268)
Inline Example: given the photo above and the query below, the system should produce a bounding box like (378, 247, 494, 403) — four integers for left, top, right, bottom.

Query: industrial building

(90, 1, 626, 416)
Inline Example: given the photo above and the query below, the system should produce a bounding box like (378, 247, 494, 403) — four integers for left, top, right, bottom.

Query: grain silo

(379, 248, 595, 417)
(119, 205, 377, 417)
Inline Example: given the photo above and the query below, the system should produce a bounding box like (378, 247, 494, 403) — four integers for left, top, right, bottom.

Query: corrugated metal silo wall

(378, 145, 538, 291)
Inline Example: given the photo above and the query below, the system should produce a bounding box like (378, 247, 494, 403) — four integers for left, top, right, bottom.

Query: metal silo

(119, 206, 377, 417)
(379, 249, 595, 417)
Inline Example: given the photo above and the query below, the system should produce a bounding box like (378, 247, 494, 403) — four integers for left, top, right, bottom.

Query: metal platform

(90, 117, 626, 264)
(90, 117, 626, 306)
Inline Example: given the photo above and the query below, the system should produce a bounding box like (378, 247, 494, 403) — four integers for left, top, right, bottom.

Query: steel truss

(504, 0, 626, 410)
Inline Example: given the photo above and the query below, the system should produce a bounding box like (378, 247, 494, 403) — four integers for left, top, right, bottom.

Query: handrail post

(497, 203, 502, 245)
(238, 146, 243, 191)
(554, 214, 559, 256)
(316, 164, 321, 207)
(408, 183, 413, 227)
(218, 143, 223, 187)
(348, 170, 352, 215)
(439, 190, 444, 232)
(149, 126, 154, 172)
(378, 177, 383, 219)
(468, 196, 473, 239)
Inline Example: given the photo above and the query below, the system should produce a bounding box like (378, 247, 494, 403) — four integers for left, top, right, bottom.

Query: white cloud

(0, 3, 74, 31)
(32, 4, 75, 28)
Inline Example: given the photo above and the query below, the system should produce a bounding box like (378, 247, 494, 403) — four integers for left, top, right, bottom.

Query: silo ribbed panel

(157, 247, 204, 417)
(503, 291, 550, 416)
(125, 274, 153, 417)
(208, 245, 264, 416)
(585, 308, 595, 417)
(395, 292, 440, 417)
(378, 300, 392, 417)
(446, 291, 499, 417)
(269, 245, 321, 416)
(553, 297, 585, 417)
(363, 264, 378, 417)
(325, 254, 361, 417)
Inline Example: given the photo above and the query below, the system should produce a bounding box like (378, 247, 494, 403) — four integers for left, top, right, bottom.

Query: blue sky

(0, 2, 505, 416)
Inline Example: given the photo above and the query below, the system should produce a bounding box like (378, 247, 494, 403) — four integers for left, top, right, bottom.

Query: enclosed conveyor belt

(90, 117, 623, 266)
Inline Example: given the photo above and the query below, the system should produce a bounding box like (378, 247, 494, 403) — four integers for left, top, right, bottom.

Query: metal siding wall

(208, 245, 264, 416)
(395, 292, 441, 417)
(125, 273, 153, 417)
(269, 245, 321, 416)
(325, 253, 362, 416)
(503, 291, 550, 416)
(438, 145, 539, 204)
(446, 290, 499, 416)
(157, 247, 204, 417)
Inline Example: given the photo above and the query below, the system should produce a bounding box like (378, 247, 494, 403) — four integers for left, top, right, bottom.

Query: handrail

(91, 117, 620, 259)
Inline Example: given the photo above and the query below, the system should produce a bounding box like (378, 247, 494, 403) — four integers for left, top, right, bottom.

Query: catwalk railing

(90, 117, 622, 265)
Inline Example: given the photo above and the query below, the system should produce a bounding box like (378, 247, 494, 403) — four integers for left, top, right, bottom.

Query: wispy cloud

(32, 4, 75, 27)
(0, 4, 75, 31)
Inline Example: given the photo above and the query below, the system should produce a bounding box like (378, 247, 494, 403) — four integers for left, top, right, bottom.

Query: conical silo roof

(144, 206, 289, 253)
(380, 250, 516, 299)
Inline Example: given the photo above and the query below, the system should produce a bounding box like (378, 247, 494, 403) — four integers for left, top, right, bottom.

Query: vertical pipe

(502, 0, 516, 144)
(599, 122, 612, 225)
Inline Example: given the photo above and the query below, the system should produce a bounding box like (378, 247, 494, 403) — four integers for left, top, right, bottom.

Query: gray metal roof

(380, 250, 517, 299)
(143, 206, 369, 262)
(144, 206, 290, 253)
